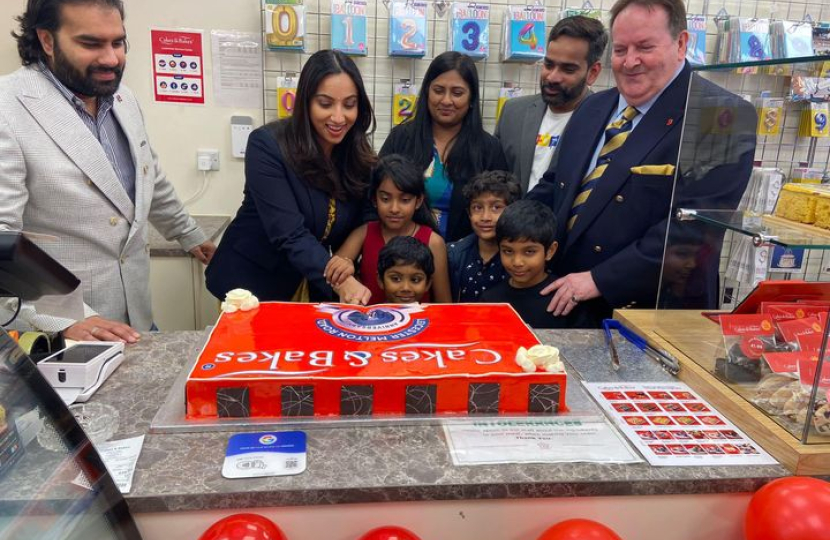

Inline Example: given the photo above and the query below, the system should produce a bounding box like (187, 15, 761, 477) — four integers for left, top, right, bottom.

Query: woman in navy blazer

(206, 50, 376, 304)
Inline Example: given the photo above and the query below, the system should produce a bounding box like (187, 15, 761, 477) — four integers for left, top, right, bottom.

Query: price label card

(222, 431, 307, 478)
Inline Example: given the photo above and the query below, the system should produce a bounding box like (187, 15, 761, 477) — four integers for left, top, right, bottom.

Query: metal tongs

(602, 319, 681, 376)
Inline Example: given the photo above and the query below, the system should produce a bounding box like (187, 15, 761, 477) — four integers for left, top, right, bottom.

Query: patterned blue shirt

(447, 233, 508, 302)
(39, 63, 136, 202)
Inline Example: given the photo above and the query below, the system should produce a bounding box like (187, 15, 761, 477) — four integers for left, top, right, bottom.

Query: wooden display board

(615, 309, 830, 475)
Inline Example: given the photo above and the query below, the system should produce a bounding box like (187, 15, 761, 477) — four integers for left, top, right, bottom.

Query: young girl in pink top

(325, 154, 451, 304)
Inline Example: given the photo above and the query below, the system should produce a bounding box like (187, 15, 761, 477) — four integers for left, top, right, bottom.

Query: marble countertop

(149, 215, 230, 257)
(115, 330, 788, 511)
(0, 329, 790, 514)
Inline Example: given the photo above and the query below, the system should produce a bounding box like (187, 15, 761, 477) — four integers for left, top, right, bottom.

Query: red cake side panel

(186, 303, 566, 419)
(185, 373, 567, 419)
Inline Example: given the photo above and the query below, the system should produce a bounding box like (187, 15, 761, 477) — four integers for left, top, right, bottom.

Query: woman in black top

(380, 51, 507, 242)
(206, 50, 376, 304)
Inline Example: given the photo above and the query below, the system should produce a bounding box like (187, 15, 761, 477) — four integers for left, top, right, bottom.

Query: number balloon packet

(264, 0, 306, 51)
(686, 15, 707, 66)
(715, 17, 771, 66)
(389, 0, 427, 57)
(496, 83, 523, 123)
(448, 3, 490, 60)
(392, 80, 417, 126)
(798, 102, 830, 139)
(331, 0, 368, 56)
(502, 5, 546, 63)
(276, 75, 298, 119)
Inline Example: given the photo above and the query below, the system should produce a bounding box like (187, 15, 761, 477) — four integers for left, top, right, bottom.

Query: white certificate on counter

(583, 382, 778, 467)
(443, 417, 642, 466)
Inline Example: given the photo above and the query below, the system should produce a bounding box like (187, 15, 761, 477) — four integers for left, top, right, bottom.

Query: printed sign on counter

(151, 29, 205, 105)
(584, 382, 778, 467)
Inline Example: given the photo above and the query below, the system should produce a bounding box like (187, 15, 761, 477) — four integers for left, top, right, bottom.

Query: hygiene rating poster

(151, 29, 205, 104)
(584, 382, 777, 467)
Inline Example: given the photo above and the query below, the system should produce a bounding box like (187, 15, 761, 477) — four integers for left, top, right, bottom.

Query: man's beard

(540, 76, 587, 109)
(51, 41, 124, 98)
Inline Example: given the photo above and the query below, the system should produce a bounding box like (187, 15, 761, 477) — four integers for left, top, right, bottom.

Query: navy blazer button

(594, 245, 602, 253)
(559, 182, 565, 188)
(615, 195, 625, 203)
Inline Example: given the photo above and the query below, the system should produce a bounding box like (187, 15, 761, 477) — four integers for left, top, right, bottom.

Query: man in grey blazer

(495, 16, 607, 194)
(0, 0, 215, 341)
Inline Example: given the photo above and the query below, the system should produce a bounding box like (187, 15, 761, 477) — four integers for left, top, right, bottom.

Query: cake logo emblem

(315, 304, 429, 342)
(259, 434, 277, 445)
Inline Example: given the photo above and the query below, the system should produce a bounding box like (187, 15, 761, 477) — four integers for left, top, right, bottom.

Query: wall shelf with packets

(661, 55, 830, 310)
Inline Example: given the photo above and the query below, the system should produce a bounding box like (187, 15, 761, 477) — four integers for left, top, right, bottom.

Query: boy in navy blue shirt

(447, 171, 521, 302)
(377, 236, 434, 304)
(481, 200, 589, 328)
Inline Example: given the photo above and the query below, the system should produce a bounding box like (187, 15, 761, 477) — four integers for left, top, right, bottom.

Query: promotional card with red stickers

(584, 382, 777, 466)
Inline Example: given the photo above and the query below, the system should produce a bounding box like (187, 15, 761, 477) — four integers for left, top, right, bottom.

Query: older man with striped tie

(526, 0, 756, 327)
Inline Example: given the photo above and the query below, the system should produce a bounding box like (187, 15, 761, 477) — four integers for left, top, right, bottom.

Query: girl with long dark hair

(324, 154, 452, 304)
(206, 50, 376, 304)
(380, 52, 507, 241)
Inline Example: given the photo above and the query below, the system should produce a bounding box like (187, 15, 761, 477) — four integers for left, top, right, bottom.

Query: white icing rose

(523, 345, 564, 373)
(220, 301, 239, 313)
(515, 347, 538, 373)
(221, 289, 260, 313)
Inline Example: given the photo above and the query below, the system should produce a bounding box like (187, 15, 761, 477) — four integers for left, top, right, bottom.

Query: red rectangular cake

(186, 302, 567, 419)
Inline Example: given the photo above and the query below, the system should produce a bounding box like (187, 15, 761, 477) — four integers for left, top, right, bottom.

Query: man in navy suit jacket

(527, 0, 756, 327)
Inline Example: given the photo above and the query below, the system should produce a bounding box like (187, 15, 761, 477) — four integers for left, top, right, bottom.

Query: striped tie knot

(568, 106, 640, 231)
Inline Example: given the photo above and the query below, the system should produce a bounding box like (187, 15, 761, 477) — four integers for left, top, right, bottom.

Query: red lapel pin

(666, 118, 674, 126)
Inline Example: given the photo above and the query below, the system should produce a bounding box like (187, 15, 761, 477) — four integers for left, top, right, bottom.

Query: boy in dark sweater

(447, 171, 520, 302)
(481, 200, 587, 328)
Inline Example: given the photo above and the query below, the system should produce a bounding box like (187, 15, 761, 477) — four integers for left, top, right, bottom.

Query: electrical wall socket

(196, 149, 220, 171)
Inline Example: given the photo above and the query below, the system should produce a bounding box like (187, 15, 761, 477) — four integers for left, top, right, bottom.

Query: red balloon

(198, 513, 287, 540)
(538, 519, 623, 540)
(745, 477, 830, 540)
(358, 526, 422, 540)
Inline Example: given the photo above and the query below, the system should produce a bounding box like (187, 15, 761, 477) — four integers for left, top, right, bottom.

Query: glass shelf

(693, 54, 830, 72)
(677, 209, 830, 249)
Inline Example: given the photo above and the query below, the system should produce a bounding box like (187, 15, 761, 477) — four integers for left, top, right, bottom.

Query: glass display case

(648, 55, 830, 465)
(0, 329, 140, 540)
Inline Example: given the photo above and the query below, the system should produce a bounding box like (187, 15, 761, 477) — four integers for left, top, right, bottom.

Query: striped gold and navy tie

(568, 105, 640, 231)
